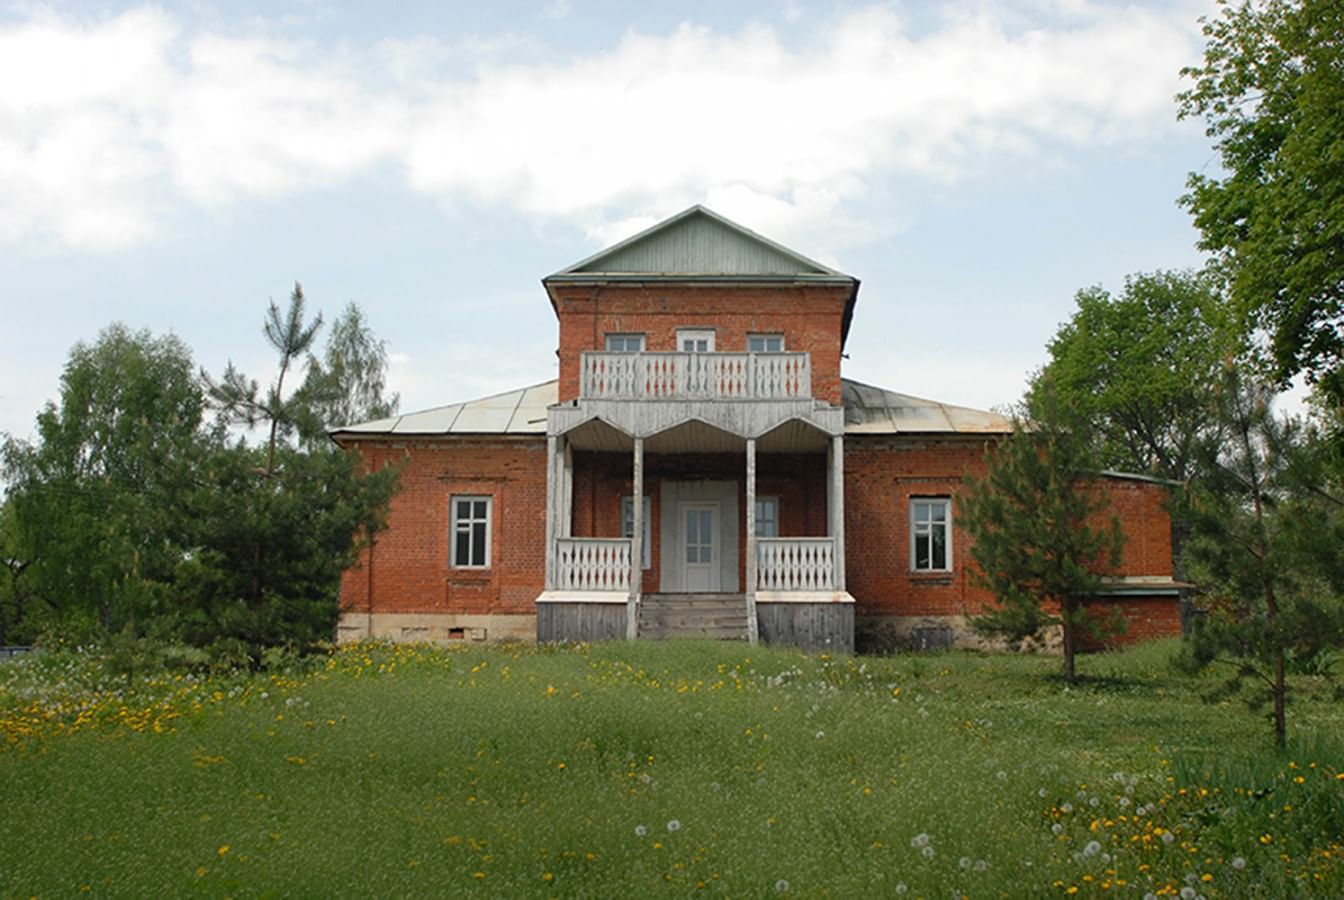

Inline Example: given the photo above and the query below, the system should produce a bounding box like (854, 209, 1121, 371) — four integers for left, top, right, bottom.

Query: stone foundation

(855, 614, 1065, 655)
(336, 612, 536, 645)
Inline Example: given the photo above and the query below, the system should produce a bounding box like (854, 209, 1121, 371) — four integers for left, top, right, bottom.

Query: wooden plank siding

(536, 602, 629, 643)
(756, 603, 855, 653)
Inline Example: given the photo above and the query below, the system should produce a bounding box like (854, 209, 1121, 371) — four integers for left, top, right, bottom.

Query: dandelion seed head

(775, 879, 789, 893)
(911, 833, 930, 848)
(922, 846, 935, 859)
(1231, 857, 1246, 870)
(666, 819, 681, 833)
(1051, 823, 1063, 835)
(1038, 787, 1048, 798)
(974, 860, 988, 872)
(634, 825, 647, 837)
(1161, 831, 1176, 845)
(1084, 840, 1101, 857)
(1180, 888, 1197, 900)
(959, 856, 971, 869)
(894, 884, 907, 895)
(996, 770, 1007, 781)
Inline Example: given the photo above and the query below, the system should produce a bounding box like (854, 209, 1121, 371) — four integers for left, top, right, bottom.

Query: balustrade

(580, 352, 811, 401)
(756, 537, 837, 591)
(553, 538, 632, 592)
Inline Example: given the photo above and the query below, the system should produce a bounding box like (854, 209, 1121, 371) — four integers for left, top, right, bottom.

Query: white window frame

(677, 329, 715, 352)
(754, 496, 780, 537)
(605, 333, 646, 353)
(621, 496, 653, 569)
(451, 495, 493, 568)
(747, 333, 785, 353)
(909, 497, 952, 572)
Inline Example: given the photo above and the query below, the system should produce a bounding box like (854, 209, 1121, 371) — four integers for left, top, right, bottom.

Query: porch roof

(331, 378, 1013, 438)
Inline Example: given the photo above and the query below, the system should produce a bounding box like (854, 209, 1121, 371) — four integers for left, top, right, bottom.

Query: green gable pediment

(549, 206, 851, 280)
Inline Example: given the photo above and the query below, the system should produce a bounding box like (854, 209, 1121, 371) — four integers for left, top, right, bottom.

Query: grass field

(1, 639, 1342, 897)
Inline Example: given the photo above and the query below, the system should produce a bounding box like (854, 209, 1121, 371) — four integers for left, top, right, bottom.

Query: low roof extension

(329, 378, 1014, 441)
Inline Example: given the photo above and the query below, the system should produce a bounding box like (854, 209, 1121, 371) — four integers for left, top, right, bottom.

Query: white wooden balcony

(553, 538, 632, 592)
(756, 537, 838, 591)
(580, 352, 811, 401)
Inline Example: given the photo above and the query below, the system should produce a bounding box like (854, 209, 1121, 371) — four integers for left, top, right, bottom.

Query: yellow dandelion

(217, 845, 229, 857)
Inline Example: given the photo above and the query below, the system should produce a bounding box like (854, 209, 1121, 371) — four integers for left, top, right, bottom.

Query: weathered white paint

(544, 434, 557, 589)
(745, 438, 759, 645)
(757, 538, 837, 591)
(554, 538, 632, 592)
(628, 437, 644, 639)
(830, 434, 846, 591)
(581, 352, 811, 402)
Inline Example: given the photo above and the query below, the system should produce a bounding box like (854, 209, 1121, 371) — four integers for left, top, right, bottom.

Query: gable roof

(548, 205, 853, 280)
(544, 205, 861, 344)
(331, 378, 1013, 439)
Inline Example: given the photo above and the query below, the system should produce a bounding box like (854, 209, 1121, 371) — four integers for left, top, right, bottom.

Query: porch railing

(757, 537, 837, 591)
(580, 352, 811, 401)
(554, 538, 632, 592)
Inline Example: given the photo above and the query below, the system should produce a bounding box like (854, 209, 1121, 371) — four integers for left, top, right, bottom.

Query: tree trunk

(1273, 648, 1286, 747)
(1061, 600, 1077, 684)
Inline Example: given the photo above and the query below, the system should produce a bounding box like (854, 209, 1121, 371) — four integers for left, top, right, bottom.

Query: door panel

(681, 502, 719, 592)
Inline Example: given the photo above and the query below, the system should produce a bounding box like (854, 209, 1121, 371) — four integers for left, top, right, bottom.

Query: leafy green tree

(1178, 0, 1344, 407)
(1181, 368, 1344, 746)
(0, 325, 204, 637)
(192, 286, 399, 658)
(295, 301, 400, 446)
(960, 401, 1125, 683)
(1030, 270, 1231, 482)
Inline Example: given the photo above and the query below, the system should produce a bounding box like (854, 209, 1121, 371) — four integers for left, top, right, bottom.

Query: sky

(0, 0, 1229, 443)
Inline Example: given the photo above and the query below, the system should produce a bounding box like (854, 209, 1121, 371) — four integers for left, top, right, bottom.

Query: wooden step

(637, 593, 750, 640)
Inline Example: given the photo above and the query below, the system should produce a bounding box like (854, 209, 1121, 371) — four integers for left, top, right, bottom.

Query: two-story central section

(535, 206, 860, 649)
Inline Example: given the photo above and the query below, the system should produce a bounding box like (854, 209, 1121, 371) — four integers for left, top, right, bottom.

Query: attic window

(605, 334, 645, 353)
(748, 334, 785, 352)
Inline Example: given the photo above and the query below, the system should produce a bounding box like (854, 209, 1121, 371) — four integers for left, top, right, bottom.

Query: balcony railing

(554, 538, 632, 592)
(580, 352, 811, 401)
(757, 537, 837, 591)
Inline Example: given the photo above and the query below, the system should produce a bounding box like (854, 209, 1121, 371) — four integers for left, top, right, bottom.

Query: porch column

(828, 434, 846, 591)
(745, 438, 759, 645)
(627, 436, 643, 639)
(560, 438, 573, 538)
(544, 434, 558, 589)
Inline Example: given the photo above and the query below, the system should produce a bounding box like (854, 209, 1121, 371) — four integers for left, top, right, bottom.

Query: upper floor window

(910, 498, 951, 572)
(677, 329, 715, 352)
(605, 334, 646, 353)
(748, 334, 785, 353)
(755, 497, 779, 537)
(452, 496, 492, 568)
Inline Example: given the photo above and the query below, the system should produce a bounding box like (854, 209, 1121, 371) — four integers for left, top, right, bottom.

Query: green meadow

(1, 640, 1341, 897)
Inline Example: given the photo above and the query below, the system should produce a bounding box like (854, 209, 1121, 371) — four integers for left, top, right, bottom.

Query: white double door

(660, 481, 738, 594)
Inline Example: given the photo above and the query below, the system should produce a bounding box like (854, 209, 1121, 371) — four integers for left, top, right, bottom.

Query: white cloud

(0, 2, 1210, 252)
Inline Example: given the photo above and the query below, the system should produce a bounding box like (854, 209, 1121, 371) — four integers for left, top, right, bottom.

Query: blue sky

(0, 0, 1224, 441)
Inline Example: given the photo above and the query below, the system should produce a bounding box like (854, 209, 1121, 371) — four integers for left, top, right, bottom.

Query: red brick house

(332, 206, 1183, 652)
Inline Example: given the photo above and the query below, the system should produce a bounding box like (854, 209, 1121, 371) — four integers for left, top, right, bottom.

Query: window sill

(908, 571, 953, 585)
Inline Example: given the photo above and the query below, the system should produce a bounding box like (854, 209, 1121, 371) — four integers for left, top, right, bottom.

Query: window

(605, 333, 646, 352)
(754, 497, 779, 537)
(748, 334, 785, 353)
(452, 496, 492, 568)
(621, 496, 652, 569)
(910, 498, 951, 571)
(677, 329, 715, 352)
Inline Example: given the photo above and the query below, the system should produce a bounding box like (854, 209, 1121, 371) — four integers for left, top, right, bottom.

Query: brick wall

(339, 438, 547, 618)
(843, 435, 1178, 623)
(551, 283, 851, 405)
